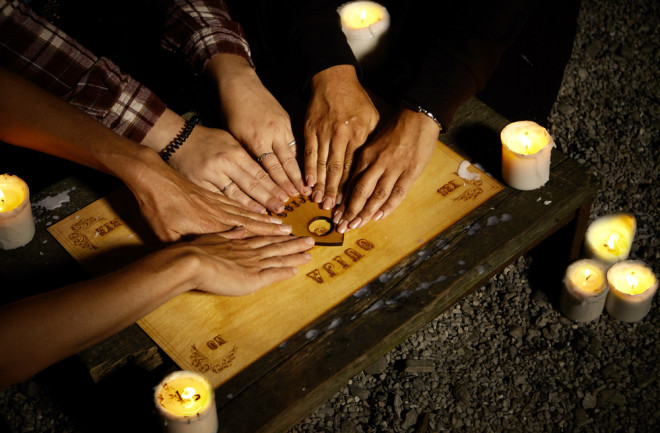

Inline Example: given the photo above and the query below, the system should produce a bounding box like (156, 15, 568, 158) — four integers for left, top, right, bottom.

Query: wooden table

(0, 97, 597, 432)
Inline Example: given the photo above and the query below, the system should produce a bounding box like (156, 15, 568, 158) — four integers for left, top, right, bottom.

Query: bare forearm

(0, 248, 196, 387)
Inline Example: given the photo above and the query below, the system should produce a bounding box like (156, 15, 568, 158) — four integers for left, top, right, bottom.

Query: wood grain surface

(48, 140, 503, 388)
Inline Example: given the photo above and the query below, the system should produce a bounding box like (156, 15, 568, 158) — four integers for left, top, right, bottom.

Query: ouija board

(48, 140, 503, 388)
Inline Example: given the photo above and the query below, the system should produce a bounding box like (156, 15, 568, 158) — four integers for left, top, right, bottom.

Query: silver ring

(220, 180, 234, 192)
(257, 151, 273, 163)
(287, 139, 296, 147)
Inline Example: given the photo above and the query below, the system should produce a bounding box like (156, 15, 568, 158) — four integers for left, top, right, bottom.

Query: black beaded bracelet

(159, 115, 200, 162)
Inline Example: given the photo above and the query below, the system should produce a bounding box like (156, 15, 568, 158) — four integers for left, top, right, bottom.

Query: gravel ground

(1, 0, 658, 432)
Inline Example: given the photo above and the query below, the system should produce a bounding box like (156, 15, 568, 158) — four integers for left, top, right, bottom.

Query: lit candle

(605, 260, 657, 322)
(338, 1, 390, 69)
(500, 121, 555, 190)
(560, 259, 608, 322)
(0, 174, 36, 250)
(154, 371, 218, 433)
(584, 213, 636, 267)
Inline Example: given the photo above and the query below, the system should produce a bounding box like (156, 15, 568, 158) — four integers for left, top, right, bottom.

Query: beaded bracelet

(159, 115, 200, 162)
(401, 100, 444, 132)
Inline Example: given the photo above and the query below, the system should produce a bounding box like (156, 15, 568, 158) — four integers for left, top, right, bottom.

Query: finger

(372, 176, 414, 222)
(349, 174, 398, 229)
(335, 138, 363, 206)
(250, 266, 300, 290)
(337, 167, 384, 232)
(236, 213, 294, 237)
(221, 180, 268, 214)
(310, 131, 331, 204)
(256, 236, 315, 258)
(287, 138, 298, 158)
(231, 161, 288, 213)
(258, 151, 298, 199)
(304, 124, 319, 189)
(273, 137, 310, 197)
(259, 250, 313, 269)
(322, 127, 352, 209)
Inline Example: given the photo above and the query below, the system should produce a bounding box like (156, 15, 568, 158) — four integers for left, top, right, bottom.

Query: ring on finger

(287, 139, 296, 147)
(220, 180, 234, 192)
(257, 151, 274, 163)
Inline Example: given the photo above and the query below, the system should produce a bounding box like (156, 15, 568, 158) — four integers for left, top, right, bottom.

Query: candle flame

(583, 268, 592, 284)
(520, 134, 532, 152)
(0, 188, 5, 212)
(360, 9, 366, 22)
(181, 387, 196, 400)
(626, 274, 638, 290)
(180, 387, 197, 409)
(604, 231, 622, 252)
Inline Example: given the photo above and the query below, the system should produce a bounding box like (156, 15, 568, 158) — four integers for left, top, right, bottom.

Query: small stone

(509, 325, 524, 339)
(404, 359, 435, 373)
(600, 389, 626, 406)
(582, 392, 597, 409)
(393, 394, 403, 418)
(573, 408, 591, 428)
(348, 384, 370, 401)
(453, 385, 471, 404)
(401, 410, 419, 430)
(364, 356, 388, 376)
(340, 419, 358, 433)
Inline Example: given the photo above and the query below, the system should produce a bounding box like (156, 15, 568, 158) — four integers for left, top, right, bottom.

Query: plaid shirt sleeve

(160, 0, 253, 73)
(0, 0, 166, 143)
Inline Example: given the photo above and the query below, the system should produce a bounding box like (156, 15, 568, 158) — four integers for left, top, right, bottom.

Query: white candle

(154, 371, 218, 433)
(584, 213, 636, 267)
(560, 259, 608, 322)
(338, 1, 390, 69)
(500, 121, 555, 190)
(0, 174, 36, 250)
(605, 260, 657, 322)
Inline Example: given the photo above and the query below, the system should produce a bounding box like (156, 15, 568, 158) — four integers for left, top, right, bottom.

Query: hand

(208, 54, 311, 198)
(305, 65, 379, 210)
(127, 152, 293, 242)
(186, 234, 315, 296)
(168, 123, 290, 215)
(333, 108, 441, 233)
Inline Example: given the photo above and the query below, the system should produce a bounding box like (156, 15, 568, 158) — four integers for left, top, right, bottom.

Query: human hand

(128, 152, 293, 242)
(305, 65, 379, 210)
(333, 108, 441, 233)
(142, 108, 289, 214)
(168, 123, 290, 215)
(209, 54, 311, 198)
(184, 234, 315, 296)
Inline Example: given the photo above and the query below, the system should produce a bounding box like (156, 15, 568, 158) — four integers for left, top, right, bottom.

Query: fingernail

(348, 217, 362, 229)
(322, 197, 334, 210)
(306, 175, 315, 188)
(374, 210, 384, 221)
(303, 252, 312, 260)
(336, 193, 343, 205)
(278, 191, 289, 202)
(312, 191, 323, 203)
(303, 186, 313, 196)
(337, 220, 348, 234)
(279, 224, 292, 234)
(304, 237, 315, 245)
(333, 210, 343, 224)
(269, 216, 283, 224)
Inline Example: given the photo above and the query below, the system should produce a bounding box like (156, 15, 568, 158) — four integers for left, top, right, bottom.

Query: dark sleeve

(262, 0, 359, 81)
(400, 0, 536, 129)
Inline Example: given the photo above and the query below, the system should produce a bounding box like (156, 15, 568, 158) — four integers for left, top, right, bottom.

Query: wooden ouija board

(48, 140, 503, 388)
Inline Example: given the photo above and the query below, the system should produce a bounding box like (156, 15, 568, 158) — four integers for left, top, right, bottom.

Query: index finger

(273, 137, 310, 197)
